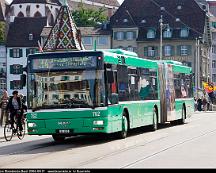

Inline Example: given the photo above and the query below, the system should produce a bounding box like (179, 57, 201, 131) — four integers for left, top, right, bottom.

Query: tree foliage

(72, 4, 108, 27)
(0, 22, 5, 43)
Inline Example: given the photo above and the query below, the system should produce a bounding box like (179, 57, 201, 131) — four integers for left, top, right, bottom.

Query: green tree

(72, 4, 108, 27)
(0, 22, 5, 43)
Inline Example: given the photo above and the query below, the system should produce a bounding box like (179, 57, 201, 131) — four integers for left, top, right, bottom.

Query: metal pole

(195, 38, 198, 98)
(198, 39, 200, 91)
(160, 15, 163, 61)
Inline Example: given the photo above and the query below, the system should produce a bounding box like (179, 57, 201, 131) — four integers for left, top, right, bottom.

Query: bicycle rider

(6, 90, 27, 135)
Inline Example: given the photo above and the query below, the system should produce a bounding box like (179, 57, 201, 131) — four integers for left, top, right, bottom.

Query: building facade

(0, 0, 7, 94)
(110, 0, 212, 89)
(80, 26, 111, 50)
(9, 0, 61, 26)
(208, 1, 216, 84)
(6, 17, 47, 96)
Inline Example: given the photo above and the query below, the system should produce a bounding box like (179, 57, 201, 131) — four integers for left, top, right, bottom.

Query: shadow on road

(0, 122, 183, 156)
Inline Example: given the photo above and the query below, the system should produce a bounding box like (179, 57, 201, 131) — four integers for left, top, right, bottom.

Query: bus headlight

(93, 120, 104, 125)
(28, 123, 37, 128)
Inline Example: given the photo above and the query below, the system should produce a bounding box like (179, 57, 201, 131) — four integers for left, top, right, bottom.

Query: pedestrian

(0, 90, 9, 126)
(197, 97, 202, 111)
(194, 97, 197, 111)
(202, 96, 208, 112)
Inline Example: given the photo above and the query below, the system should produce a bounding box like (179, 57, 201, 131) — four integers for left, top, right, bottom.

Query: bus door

(158, 63, 167, 123)
(164, 63, 176, 121)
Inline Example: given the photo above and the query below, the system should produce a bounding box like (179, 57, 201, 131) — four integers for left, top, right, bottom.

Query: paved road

(0, 111, 216, 168)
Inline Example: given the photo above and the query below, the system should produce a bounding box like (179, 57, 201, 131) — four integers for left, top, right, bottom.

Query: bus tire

(179, 106, 186, 124)
(116, 112, 129, 139)
(52, 135, 66, 142)
(151, 109, 158, 131)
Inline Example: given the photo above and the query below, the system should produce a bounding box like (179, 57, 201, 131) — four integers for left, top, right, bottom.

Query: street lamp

(159, 15, 169, 61)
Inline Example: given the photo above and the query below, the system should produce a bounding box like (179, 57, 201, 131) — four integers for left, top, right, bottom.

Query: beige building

(110, 0, 212, 89)
(80, 26, 111, 50)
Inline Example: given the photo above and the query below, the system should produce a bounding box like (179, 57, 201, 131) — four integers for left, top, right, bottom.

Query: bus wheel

(52, 135, 66, 142)
(151, 109, 158, 131)
(116, 112, 129, 139)
(179, 106, 186, 124)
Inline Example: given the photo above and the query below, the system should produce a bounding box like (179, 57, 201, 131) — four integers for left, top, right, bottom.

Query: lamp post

(159, 15, 169, 61)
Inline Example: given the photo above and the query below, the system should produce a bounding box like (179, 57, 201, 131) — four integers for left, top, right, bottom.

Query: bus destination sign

(32, 56, 97, 71)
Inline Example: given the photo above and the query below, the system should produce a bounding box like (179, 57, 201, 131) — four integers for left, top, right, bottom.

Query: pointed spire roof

(43, 4, 84, 52)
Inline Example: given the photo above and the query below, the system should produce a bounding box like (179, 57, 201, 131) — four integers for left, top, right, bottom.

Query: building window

(180, 28, 189, 38)
(10, 64, 23, 74)
(212, 22, 216, 29)
(115, 32, 124, 40)
(98, 36, 108, 45)
(10, 80, 23, 90)
(212, 45, 216, 54)
(164, 45, 172, 56)
(148, 46, 156, 57)
(10, 48, 22, 58)
(163, 28, 172, 38)
(126, 46, 134, 52)
(147, 29, 156, 38)
(126, 31, 134, 40)
(26, 48, 37, 56)
(82, 37, 92, 45)
(213, 74, 216, 82)
(29, 33, 33, 40)
(212, 60, 216, 69)
(180, 45, 188, 56)
(61, 76, 70, 81)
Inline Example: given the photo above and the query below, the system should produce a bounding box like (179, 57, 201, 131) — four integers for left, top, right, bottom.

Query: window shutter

(133, 31, 137, 39)
(177, 45, 181, 56)
(26, 48, 30, 57)
(113, 32, 117, 40)
(144, 47, 148, 57)
(10, 81, 14, 90)
(19, 65, 23, 74)
(19, 49, 23, 57)
(187, 45, 192, 55)
(10, 49, 13, 57)
(10, 65, 13, 74)
(171, 45, 175, 56)
(155, 46, 158, 57)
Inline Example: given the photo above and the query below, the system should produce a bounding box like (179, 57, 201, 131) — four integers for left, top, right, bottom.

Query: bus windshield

(28, 69, 106, 110)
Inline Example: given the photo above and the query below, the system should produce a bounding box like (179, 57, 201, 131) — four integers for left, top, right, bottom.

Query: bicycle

(4, 111, 26, 141)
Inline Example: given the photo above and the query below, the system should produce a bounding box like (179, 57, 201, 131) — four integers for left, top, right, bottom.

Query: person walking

(197, 97, 202, 112)
(202, 96, 208, 112)
(0, 90, 9, 126)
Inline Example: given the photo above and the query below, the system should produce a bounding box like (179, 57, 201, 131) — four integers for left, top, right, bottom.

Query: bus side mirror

(110, 93, 119, 105)
(20, 74, 27, 87)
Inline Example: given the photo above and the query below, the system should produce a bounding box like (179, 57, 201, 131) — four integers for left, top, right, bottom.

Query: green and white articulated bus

(25, 49, 194, 141)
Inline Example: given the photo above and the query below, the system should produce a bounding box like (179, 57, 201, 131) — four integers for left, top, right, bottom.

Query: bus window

(117, 65, 129, 101)
(138, 68, 158, 100)
(105, 64, 118, 104)
(128, 67, 139, 101)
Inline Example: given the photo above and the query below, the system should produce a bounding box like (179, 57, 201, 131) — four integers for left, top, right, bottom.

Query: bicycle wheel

(4, 123, 13, 141)
(17, 120, 26, 140)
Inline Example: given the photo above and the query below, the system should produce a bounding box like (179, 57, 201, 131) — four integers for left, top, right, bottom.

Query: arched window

(10, 6, 15, 16)
(26, 5, 30, 17)
(48, 14, 54, 26)
(17, 11, 24, 17)
(34, 11, 42, 17)
(180, 28, 189, 38)
(147, 29, 156, 38)
(163, 27, 172, 38)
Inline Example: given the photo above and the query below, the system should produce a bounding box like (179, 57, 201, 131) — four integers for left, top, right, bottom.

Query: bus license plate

(58, 130, 70, 134)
